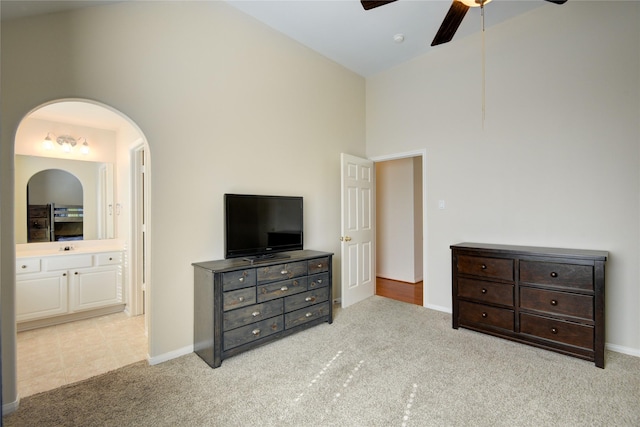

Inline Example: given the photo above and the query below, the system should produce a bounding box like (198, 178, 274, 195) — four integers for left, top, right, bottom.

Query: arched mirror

(26, 169, 84, 242)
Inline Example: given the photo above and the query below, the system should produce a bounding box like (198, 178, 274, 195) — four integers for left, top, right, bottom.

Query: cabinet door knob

(481, 264, 487, 270)
(481, 288, 487, 294)
(74, 272, 79, 275)
(481, 312, 488, 318)
(63, 273, 67, 277)
(550, 272, 558, 278)
(550, 299, 558, 306)
(551, 327, 558, 334)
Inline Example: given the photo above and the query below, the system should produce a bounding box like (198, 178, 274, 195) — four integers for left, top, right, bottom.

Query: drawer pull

(317, 264, 323, 268)
(281, 270, 289, 275)
(550, 299, 558, 306)
(109, 257, 113, 261)
(239, 277, 244, 282)
(21, 265, 27, 269)
(481, 312, 488, 318)
(305, 312, 313, 318)
(252, 329, 261, 336)
(280, 286, 288, 292)
(481, 288, 487, 294)
(550, 272, 558, 278)
(251, 311, 260, 317)
(238, 296, 245, 302)
(305, 296, 316, 302)
(481, 264, 487, 270)
(551, 327, 558, 334)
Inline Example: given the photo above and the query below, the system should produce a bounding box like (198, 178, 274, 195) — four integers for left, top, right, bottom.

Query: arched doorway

(13, 99, 151, 396)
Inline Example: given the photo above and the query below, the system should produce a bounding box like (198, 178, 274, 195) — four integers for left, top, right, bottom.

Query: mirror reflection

(15, 155, 113, 244)
(27, 169, 84, 242)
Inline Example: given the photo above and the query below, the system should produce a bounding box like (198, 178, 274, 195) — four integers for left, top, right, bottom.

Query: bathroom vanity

(16, 246, 125, 331)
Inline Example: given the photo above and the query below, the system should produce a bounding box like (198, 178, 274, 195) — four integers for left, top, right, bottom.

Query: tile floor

(17, 312, 147, 398)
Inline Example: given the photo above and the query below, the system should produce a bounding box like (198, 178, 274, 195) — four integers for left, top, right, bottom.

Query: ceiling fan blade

(544, 0, 568, 4)
(431, 0, 470, 47)
(361, 0, 397, 11)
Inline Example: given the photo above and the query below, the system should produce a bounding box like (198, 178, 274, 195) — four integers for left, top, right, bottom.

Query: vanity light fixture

(42, 133, 89, 155)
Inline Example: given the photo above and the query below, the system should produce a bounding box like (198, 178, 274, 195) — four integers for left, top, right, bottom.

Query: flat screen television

(224, 194, 303, 259)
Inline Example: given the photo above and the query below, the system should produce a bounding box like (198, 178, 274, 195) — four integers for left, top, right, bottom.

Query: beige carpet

(4, 296, 639, 426)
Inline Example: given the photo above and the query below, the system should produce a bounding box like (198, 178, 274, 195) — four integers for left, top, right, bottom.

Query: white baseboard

(606, 343, 640, 358)
(2, 395, 20, 416)
(424, 303, 452, 314)
(148, 345, 194, 366)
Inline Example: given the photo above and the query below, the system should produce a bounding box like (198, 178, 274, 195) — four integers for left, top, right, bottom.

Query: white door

(340, 153, 375, 308)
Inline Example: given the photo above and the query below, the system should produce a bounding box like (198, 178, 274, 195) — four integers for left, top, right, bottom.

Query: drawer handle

(305, 296, 316, 302)
(109, 257, 113, 261)
(281, 270, 289, 275)
(481, 288, 487, 294)
(481, 264, 487, 270)
(551, 327, 558, 334)
(252, 329, 261, 336)
(481, 312, 488, 318)
(238, 296, 245, 302)
(252, 311, 260, 317)
(280, 286, 288, 292)
(305, 312, 313, 318)
(317, 264, 323, 268)
(74, 272, 79, 275)
(239, 277, 244, 282)
(550, 299, 558, 306)
(21, 265, 27, 269)
(550, 272, 558, 278)
(63, 273, 67, 277)
(317, 279, 323, 284)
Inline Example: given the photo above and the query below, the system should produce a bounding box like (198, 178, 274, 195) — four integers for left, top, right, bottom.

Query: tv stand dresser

(193, 250, 332, 368)
(451, 243, 607, 368)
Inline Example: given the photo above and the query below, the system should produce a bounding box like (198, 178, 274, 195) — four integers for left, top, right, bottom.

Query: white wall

(366, 2, 640, 354)
(376, 157, 423, 283)
(1, 1, 365, 406)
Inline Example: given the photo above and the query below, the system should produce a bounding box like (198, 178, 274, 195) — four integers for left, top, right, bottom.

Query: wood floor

(375, 277, 423, 306)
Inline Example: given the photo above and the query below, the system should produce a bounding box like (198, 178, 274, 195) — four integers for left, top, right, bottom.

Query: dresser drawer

(285, 301, 331, 329)
(458, 300, 514, 331)
(520, 287, 593, 321)
(223, 299, 283, 331)
(16, 258, 41, 274)
(457, 255, 513, 281)
(223, 315, 283, 351)
(222, 269, 256, 291)
(458, 277, 514, 306)
(285, 287, 329, 313)
(308, 273, 329, 290)
(520, 313, 593, 350)
(257, 277, 307, 302)
(257, 261, 307, 284)
(519, 260, 593, 291)
(223, 287, 256, 311)
(308, 257, 330, 275)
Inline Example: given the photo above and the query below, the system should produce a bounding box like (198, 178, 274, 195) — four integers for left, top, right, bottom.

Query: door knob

(340, 236, 352, 242)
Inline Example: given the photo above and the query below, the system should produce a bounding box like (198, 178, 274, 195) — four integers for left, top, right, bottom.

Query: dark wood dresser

(193, 250, 332, 368)
(451, 243, 607, 368)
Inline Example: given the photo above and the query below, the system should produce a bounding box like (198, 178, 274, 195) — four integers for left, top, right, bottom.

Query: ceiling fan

(361, 0, 568, 46)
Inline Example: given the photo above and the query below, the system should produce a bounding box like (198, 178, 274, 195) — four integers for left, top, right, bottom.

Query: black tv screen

(224, 194, 303, 259)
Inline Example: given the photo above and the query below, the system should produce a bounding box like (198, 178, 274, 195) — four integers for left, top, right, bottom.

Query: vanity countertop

(16, 242, 125, 259)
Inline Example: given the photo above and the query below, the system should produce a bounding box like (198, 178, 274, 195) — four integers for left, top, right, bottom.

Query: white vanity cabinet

(16, 251, 123, 324)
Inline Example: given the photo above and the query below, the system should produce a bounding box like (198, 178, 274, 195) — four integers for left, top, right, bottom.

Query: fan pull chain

(481, 2, 486, 130)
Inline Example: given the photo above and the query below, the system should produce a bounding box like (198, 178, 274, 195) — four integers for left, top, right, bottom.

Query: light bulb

(81, 141, 90, 155)
(42, 135, 54, 150)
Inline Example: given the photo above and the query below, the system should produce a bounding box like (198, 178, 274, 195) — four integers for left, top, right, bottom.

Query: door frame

(369, 149, 427, 307)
